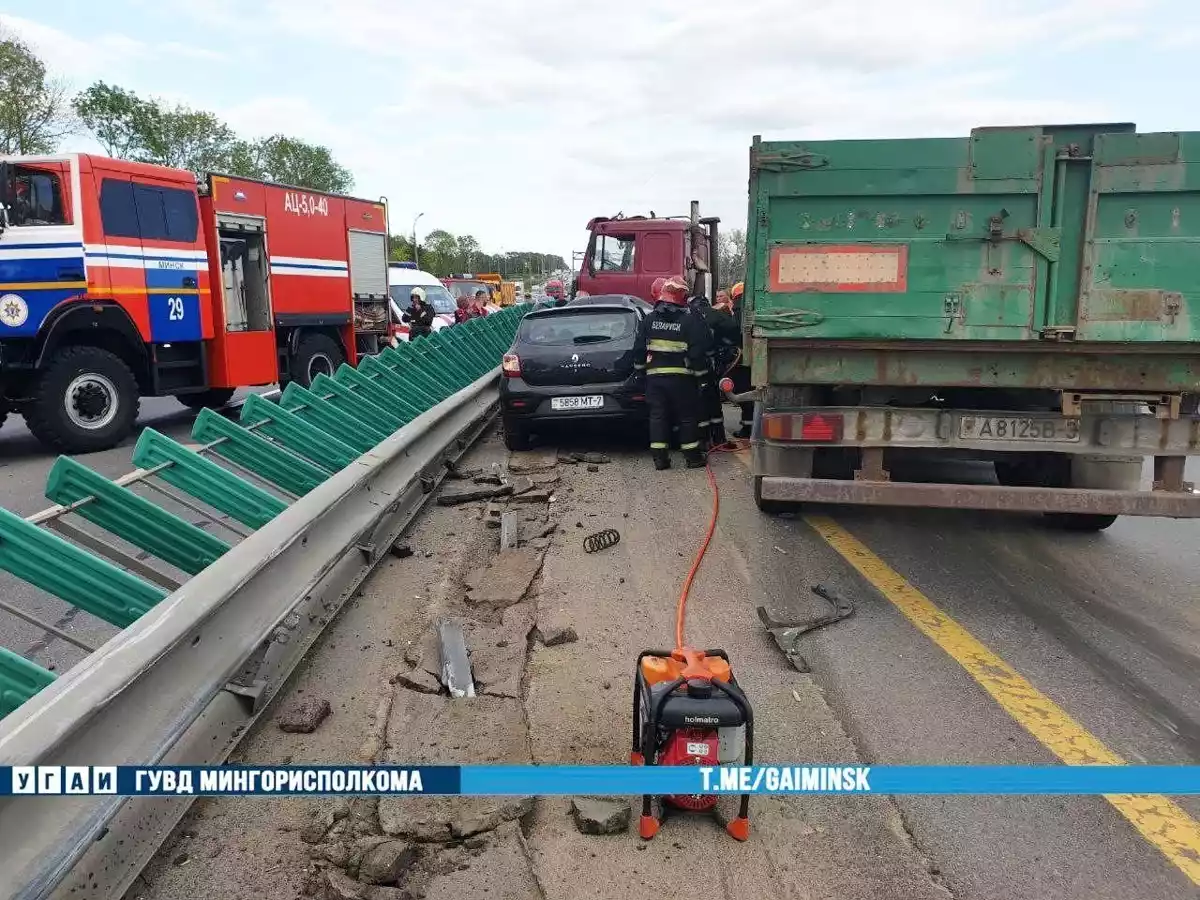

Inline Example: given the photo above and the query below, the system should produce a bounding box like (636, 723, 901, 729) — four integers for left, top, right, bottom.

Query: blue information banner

(2, 765, 1199, 797)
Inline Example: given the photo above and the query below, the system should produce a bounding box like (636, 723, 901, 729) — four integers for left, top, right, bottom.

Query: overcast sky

(4, 1, 1198, 265)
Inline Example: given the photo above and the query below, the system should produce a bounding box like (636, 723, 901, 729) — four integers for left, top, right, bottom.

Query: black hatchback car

(500, 302, 647, 450)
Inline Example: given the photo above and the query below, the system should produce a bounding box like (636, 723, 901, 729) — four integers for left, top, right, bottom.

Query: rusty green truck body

(744, 124, 1200, 526)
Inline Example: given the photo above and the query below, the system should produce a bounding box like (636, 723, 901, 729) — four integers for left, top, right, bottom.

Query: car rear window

(519, 311, 636, 346)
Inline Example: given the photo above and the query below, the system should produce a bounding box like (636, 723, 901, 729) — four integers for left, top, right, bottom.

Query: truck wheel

(291, 334, 345, 388)
(1042, 456, 1137, 533)
(754, 476, 791, 515)
(503, 418, 531, 451)
(1043, 513, 1118, 532)
(25, 345, 140, 453)
(175, 388, 236, 411)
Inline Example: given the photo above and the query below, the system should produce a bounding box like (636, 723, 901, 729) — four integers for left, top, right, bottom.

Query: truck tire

(753, 476, 791, 515)
(25, 345, 140, 454)
(503, 418, 531, 451)
(291, 334, 345, 388)
(1042, 456, 1139, 533)
(175, 388, 236, 411)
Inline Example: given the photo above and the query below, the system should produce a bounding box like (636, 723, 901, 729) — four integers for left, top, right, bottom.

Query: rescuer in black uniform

(403, 287, 436, 340)
(729, 281, 754, 438)
(633, 275, 710, 470)
(690, 288, 740, 447)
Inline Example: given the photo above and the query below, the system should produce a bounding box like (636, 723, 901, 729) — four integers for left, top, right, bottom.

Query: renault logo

(571, 354, 579, 362)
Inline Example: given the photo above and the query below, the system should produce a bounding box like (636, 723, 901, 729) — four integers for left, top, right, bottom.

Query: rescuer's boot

(653, 451, 671, 471)
(684, 449, 705, 469)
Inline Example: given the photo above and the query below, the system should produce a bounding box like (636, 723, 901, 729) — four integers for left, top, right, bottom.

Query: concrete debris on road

(437, 483, 513, 506)
(484, 500, 506, 527)
(358, 841, 419, 885)
(528, 472, 560, 486)
(511, 489, 552, 503)
(436, 619, 475, 698)
(569, 798, 631, 835)
(469, 603, 534, 699)
(536, 623, 578, 647)
(507, 450, 559, 473)
(472, 473, 504, 486)
(464, 549, 544, 609)
(509, 475, 534, 495)
(278, 696, 332, 734)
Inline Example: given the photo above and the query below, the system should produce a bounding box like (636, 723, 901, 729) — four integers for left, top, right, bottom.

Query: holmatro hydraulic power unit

(631, 647, 753, 840)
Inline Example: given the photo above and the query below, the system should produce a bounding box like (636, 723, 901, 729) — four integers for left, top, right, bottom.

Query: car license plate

(959, 415, 1080, 443)
(551, 395, 604, 411)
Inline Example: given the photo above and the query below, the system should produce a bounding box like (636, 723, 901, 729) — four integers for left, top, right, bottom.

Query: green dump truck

(744, 123, 1200, 530)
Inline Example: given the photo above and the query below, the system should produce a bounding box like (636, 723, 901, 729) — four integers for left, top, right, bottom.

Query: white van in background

(387, 265, 457, 342)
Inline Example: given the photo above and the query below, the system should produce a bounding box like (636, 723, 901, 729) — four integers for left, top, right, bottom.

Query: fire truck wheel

(26, 345, 140, 454)
(175, 388, 236, 411)
(292, 334, 345, 388)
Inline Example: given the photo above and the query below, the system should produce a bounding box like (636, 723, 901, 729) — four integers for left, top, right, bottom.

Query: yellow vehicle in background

(475, 273, 518, 306)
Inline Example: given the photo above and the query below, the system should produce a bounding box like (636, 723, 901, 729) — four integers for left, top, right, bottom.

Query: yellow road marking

(805, 513, 1200, 886)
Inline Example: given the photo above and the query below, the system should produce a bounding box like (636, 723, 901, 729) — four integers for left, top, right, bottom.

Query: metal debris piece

(499, 511, 519, 552)
(583, 528, 620, 553)
(437, 618, 475, 698)
(756, 584, 854, 672)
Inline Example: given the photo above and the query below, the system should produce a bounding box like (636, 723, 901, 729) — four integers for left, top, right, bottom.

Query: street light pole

(412, 212, 425, 268)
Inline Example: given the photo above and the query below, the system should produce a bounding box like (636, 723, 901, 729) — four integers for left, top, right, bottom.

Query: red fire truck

(0, 154, 390, 452)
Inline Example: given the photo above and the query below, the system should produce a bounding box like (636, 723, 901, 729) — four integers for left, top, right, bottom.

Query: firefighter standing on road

(690, 289, 740, 447)
(729, 281, 754, 438)
(633, 275, 710, 470)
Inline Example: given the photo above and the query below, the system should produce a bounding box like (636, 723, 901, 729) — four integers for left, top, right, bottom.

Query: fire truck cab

(0, 154, 390, 452)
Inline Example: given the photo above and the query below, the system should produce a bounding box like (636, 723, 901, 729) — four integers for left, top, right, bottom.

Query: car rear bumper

(500, 378, 646, 423)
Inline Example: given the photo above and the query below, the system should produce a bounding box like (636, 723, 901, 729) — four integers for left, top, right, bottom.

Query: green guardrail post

(45, 457, 230, 575)
(0, 648, 55, 720)
(239, 394, 357, 473)
(192, 409, 330, 497)
(132, 429, 288, 530)
(0, 508, 167, 627)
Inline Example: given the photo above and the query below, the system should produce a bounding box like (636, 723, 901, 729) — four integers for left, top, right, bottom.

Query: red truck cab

(573, 204, 719, 303)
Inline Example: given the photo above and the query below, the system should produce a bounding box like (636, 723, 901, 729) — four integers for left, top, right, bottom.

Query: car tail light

(502, 353, 521, 377)
(761, 412, 843, 442)
(631, 394, 645, 402)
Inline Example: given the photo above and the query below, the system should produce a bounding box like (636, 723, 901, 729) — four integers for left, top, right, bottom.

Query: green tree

(388, 233, 415, 263)
(718, 227, 747, 289)
(0, 30, 74, 154)
(229, 135, 352, 193)
(144, 105, 237, 174)
(73, 82, 161, 158)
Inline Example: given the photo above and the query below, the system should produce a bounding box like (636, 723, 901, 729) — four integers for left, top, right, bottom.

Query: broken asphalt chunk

(570, 797, 630, 835)
(278, 697, 332, 733)
(436, 484, 513, 506)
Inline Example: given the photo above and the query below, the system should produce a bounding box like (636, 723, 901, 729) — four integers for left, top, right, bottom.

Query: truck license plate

(959, 416, 1080, 443)
(551, 395, 604, 411)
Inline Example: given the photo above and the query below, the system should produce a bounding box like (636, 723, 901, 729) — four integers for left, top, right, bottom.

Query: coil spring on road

(583, 528, 621, 553)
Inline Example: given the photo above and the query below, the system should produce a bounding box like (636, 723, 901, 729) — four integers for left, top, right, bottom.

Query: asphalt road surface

(0, 390, 268, 673)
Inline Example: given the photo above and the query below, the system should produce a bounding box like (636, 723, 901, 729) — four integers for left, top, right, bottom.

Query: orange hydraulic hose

(673, 436, 751, 652)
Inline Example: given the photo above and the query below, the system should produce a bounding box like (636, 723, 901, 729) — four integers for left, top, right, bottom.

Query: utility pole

(412, 212, 425, 268)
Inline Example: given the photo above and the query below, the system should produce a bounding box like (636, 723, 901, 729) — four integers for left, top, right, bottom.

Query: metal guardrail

(0, 305, 530, 900)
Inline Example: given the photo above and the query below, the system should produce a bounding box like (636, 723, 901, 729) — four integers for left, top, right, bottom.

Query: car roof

(569, 294, 651, 309)
(524, 302, 642, 320)
(387, 268, 444, 287)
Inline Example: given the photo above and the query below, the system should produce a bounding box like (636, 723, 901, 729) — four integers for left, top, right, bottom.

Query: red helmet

(545, 279, 565, 298)
(650, 277, 666, 302)
(660, 275, 689, 305)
